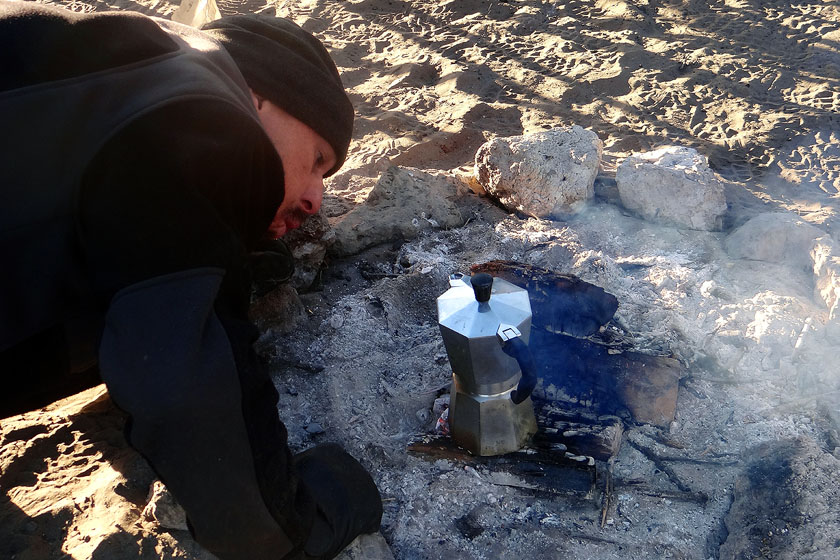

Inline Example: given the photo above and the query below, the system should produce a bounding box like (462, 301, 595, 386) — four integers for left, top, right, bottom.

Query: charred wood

(531, 329, 681, 427)
(408, 434, 597, 497)
(408, 401, 624, 498)
(471, 260, 682, 427)
(471, 260, 618, 338)
(532, 402, 623, 461)
(613, 480, 710, 506)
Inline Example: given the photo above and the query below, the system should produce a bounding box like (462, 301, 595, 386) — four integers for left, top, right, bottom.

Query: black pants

(295, 444, 383, 559)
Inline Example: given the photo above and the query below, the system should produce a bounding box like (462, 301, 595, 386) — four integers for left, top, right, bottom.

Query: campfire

(409, 260, 683, 524)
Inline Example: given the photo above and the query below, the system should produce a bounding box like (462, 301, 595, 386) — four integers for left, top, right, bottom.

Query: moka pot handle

(499, 334, 537, 405)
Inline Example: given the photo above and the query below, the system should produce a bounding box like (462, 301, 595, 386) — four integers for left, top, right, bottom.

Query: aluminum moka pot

(437, 272, 538, 456)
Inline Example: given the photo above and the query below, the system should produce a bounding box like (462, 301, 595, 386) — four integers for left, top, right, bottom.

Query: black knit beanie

(201, 15, 353, 177)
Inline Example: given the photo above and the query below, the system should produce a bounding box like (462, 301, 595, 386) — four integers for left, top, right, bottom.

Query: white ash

(258, 187, 839, 558)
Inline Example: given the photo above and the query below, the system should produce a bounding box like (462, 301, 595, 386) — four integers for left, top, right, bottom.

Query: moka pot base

(449, 374, 538, 456)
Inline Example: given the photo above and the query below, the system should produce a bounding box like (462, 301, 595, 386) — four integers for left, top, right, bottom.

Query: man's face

(251, 93, 337, 238)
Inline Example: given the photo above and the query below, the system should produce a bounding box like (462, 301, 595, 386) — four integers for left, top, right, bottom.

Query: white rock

(616, 146, 726, 231)
(811, 240, 840, 319)
(724, 212, 840, 315)
(305, 422, 325, 435)
(143, 480, 188, 531)
(171, 0, 220, 27)
(284, 211, 334, 291)
(724, 212, 827, 271)
(330, 166, 465, 256)
(336, 532, 395, 560)
(474, 126, 603, 217)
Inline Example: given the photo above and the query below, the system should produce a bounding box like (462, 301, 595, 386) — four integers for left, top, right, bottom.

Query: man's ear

(249, 89, 264, 111)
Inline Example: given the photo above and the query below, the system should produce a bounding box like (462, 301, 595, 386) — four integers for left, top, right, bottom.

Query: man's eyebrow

(324, 147, 337, 168)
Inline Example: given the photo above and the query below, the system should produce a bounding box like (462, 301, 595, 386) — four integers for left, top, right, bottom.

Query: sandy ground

(2, 0, 840, 558)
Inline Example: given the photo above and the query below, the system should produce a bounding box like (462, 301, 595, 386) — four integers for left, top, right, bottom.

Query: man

(0, 2, 382, 558)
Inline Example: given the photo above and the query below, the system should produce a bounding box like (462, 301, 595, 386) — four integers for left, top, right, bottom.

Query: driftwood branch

(624, 437, 726, 502)
(613, 480, 710, 506)
(600, 465, 613, 528)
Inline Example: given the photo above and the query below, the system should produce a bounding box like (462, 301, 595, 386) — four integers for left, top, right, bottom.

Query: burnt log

(471, 260, 682, 427)
(533, 329, 681, 427)
(531, 404, 623, 461)
(471, 261, 618, 337)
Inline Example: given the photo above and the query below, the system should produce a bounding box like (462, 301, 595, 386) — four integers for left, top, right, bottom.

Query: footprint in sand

(42, 0, 95, 13)
(215, 0, 273, 16)
(774, 127, 840, 196)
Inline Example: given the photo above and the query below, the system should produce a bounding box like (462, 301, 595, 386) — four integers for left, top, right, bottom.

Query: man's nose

(300, 178, 324, 215)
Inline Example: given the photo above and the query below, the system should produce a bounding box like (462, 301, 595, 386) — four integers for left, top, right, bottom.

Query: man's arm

(100, 267, 301, 558)
(79, 100, 380, 558)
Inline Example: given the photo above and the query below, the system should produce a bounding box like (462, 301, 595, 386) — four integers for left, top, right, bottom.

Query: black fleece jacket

(0, 2, 380, 559)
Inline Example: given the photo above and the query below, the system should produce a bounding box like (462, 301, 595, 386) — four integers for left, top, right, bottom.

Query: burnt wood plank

(470, 260, 682, 427)
(531, 329, 681, 427)
(471, 260, 618, 338)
